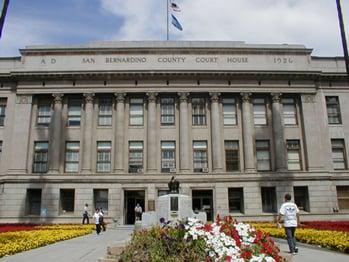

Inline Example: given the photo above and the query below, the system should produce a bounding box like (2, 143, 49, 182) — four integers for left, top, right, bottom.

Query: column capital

(240, 92, 252, 103)
(271, 93, 282, 103)
(178, 92, 190, 102)
(114, 92, 126, 103)
(146, 92, 158, 102)
(83, 93, 95, 103)
(209, 92, 221, 102)
(52, 93, 64, 104)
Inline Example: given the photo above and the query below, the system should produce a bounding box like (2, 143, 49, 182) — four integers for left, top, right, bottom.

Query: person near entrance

(134, 203, 143, 221)
(82, 203, 89, 224)
(99, 207, 106, 231)
(277, 193, 300, 255)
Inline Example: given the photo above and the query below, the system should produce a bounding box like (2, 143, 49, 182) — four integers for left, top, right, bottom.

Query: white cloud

(101, 0, 349, 56)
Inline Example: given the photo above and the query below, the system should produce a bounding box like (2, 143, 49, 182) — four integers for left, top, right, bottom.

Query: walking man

(277, 193, 300, 255)
(93, 208, 101, 235)
(82, 203, 89, 224)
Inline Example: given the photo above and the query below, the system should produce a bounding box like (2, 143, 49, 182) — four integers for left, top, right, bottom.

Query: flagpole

(167, 0, 169, 40)
(336, 0, 349, 81)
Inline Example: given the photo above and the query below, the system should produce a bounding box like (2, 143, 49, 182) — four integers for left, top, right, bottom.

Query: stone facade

(0, 41, 348, 224)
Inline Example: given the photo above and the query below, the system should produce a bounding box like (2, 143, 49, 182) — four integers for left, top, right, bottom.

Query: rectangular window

(0, 141, 2, 162)
(26, 189, 42, 215)
(331, 139, 347, 170)
(60, 189, 75, 213)
(256, 140, 271, 171)
(33, 141, 49, 173)
(225, 140, 239, 171)
(228, 188, 244, 213)
(65, 142, 80, 172)
(129, 141, 143, 173)
(158, 189, 170, 196)
(98, 97, 112, 126)
(0, 98, 7, 126)
(282, 98, 297, 125)
(326, 96, 342, 124)
(192, 98, 206, 125)
(37, 103, 51, 126)
(68, 99, 82, 126)
(337, 186, 349, 210)
(253, 98, 267, 125)
(287, 140, 302, 170)
(223, 98, 237, 125)
(161, 141, 176, 172)
(294, 186, 310, 212)
(97, 141, 111, 172)
(129, 98, 144, 125)
(193, 141, 208, 172)
(261, 187, 277, 213)
(94, 189, 108, 213)
(161, 98, 175, 125)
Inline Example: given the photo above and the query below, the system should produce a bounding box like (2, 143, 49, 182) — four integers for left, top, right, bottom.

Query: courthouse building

(0, 41, 348, 224)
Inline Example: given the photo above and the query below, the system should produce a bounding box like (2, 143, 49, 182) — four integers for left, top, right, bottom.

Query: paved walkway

(0, 226, 133, 262)
(0, 226, 348, 262)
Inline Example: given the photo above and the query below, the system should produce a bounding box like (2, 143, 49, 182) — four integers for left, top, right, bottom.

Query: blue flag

(0, 0, 10, 39)
(171, 14, 183, 31)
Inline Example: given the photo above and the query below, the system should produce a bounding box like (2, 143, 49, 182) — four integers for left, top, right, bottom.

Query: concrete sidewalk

(274, 238, 349, 262)
(0, 226, 133, 262)
(1, 227, 348, 262)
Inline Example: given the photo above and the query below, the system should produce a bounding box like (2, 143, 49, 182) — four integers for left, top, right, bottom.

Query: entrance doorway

(124, 190, 145, 225)
(192, 190, 213, 221)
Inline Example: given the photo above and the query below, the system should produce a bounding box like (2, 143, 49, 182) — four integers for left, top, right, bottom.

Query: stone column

(49, 93, 64, 173)
(8, 95, 33, 174)
(178, 92, 190, 173)
(210, 92, 224, 172)
(81, 93, 95, 173)
(114, 93, 126, 173)
(271, 93, 287, 171)
(146, 92, 158, 173)
(240, 92, 255, 172)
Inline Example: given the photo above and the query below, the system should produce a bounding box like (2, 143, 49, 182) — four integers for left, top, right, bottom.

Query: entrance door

(192, 190, 213, 221)
(124, 190, 145, 225)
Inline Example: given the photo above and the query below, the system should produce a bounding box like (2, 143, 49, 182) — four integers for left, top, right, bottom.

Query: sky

(1, 0, 349, 57)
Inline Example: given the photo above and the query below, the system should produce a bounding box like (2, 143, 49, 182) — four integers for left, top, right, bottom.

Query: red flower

(204, 223, 213, 232)
(240, 249, 252, 259)
(225, 255, 232, 261)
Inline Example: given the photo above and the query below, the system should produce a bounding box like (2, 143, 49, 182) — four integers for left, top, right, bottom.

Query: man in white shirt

(93, 208, 101, 235)
(277, 193, 300, 255)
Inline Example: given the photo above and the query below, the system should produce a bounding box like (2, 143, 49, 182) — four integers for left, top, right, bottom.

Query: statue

(168, 176, 180, 194)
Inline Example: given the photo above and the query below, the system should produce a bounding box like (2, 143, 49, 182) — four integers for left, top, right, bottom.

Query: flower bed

(301, 221, 349, 232)
(251, 222, 349, 253)
(0, 224, 94, 258)
(120, 216, 284, 262)
(0, 224, 37, 233)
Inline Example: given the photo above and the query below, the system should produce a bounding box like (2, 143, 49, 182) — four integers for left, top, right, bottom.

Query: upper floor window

(33, 141, 49, 173)
(0, 141, 2, 162)
(0, 98, 7, 126)
(129, 141, 143, 173)
(98, 97, 112, 126)
(129, 98, 144, 126)
(65, 142, 80, 172)
(326, 96, 342, 124)
(282, 98, 297, 125)
(256, 140, 271, 171)
(97, 141, 111, 172)
(331, 139, 347, 170)
(37, 102, 51, 126)
(68, 99, 82, 126)
(193, 141, 208, 172)
(192, 98, 206, 125)
(161, 98, 175, 125)
(287, 140, 302, 170)
(253, 98, 267, 125)
(225, 140, 239, 171)
(161, 141, 176, 172)
(223, 98, 237, 125)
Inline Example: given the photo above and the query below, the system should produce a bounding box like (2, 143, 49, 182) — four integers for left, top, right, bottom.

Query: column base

(81, 169, 92, 174)
(113, 169, 125, 174)
(179, 169, 191, 173)
(47, 169, 60, 174)
(244, 168, 256, 173)
(212, 168, 224, 173)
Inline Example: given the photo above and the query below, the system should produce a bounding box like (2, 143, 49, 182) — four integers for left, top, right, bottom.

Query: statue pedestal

(141, 193, 206, 228)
